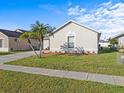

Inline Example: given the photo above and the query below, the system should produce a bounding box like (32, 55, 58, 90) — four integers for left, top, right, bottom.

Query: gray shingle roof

(0, 29, 22, 37)
(113, 32, 124, 39)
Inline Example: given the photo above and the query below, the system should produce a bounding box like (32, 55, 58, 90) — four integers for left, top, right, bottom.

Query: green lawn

(6, 52, 124, 76)
(0, 52, 14, 56)
(0, 70, 124, 93)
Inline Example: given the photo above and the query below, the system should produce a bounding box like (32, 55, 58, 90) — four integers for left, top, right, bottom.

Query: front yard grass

(0, 70, 124, 93)
(0, 52, 14, 56)
(6, 52, 124, 76)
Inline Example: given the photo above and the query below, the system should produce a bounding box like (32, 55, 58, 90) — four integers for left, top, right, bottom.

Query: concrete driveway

(0, 51, 39, 64)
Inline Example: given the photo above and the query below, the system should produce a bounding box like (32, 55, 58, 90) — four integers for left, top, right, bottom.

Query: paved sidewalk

(0, 51, 39, 64)
(0, 64, 124, 86)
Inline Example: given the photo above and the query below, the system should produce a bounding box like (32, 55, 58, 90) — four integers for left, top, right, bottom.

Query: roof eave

(50, 20, 100, 36)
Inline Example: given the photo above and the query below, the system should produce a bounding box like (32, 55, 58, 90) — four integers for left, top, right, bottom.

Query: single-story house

(113, 32, 124, 48)
(0, 29, 38, 52)
(99, 40, 110, 48)
(43, 20, 101, 54)
(0, 20, 101, 54)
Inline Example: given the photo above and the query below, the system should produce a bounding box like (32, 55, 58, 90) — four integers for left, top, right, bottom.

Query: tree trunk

(27, 39, 39, 57)
(29, 43, 39, 57)
(39, 39, 43, 58)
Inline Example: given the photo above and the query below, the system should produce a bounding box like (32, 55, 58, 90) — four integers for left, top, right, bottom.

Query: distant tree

(46, 25, 56, 33)
(108, 38, 118, 45)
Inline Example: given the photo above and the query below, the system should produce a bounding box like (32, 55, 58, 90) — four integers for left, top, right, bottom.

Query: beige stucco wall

(30, 39, 39, 49)
(0, 32, 9, 52)
(9, 37, 39, 51)
(43, 39, 50, 50)
(0, 31, 39, 52)
(49, 22, 99, 53)
(118, 36, 124, 47)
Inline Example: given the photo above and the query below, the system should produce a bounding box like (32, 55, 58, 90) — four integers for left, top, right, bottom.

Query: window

(68, 36, 74, 48)
(0, 39, 3, 48)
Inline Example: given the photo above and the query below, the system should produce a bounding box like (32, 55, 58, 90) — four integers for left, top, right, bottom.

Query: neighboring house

(99, 40, 110, 48)
(113, 32, 124, 47)
(44, 20, 101, 54)
(0, 29, 38, 52)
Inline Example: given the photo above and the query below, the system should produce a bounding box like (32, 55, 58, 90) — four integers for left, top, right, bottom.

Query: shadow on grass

(99, 48, 117, 54)
(0, 52, 14, 56)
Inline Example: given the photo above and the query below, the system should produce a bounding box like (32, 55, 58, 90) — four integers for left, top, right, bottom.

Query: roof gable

(0, 29, 22, 38)
(50, 20, 100, 35)
(113, 32, 124, 39)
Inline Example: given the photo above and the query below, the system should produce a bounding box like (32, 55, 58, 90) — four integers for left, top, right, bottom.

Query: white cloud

(68, 1, 124, 39)
(101, 1, 112, 7)
(68, 5, 86, 16)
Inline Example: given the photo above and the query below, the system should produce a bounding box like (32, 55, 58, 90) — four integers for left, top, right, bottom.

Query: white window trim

(67, 36, 75, 48)
(66, 31, 76, 48)
(0, 39, 3, 48)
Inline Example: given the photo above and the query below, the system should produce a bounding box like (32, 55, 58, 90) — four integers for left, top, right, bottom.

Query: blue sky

(0, 0, 124, 39)
(0, 0, 112, 29)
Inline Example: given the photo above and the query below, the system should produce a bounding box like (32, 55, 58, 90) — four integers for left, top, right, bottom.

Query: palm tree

(31, 21, 48, 58)
(20, 32, 39, 57)
(108, 38, 118, 45)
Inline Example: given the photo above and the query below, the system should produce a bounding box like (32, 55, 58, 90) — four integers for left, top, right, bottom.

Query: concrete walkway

(0, 51, 39, 64)
(0, 64, 124, 86)
(0, 52, 124, 86)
